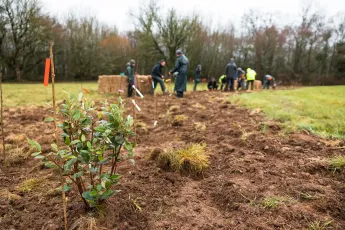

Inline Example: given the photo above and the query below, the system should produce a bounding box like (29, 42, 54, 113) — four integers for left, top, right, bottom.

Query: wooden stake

(0, 73, 5, 167)
(49, 43, 58, 140)
(49, 42, 68, 230)
(154, 92, 157, 122)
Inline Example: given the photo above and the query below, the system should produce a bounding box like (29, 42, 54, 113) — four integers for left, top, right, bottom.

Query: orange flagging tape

(44, 58, 51, 86)
(82, 88, 90, 94)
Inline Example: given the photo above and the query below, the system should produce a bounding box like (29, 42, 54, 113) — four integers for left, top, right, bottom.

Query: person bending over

(151, 60, 167, 94)
(263, 75, 276, 89)
(208, 78, 218, 91)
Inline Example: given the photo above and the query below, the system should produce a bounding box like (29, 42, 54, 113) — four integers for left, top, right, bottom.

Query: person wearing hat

(224, 58, 237, 92)
(169, 50, 189, 98)
(194, 64, 202, 91)
(263, 75, 276, 89)
(151, 60, 167, 94)
(126, 59, 135, 97)
(246, 68, 256, 90)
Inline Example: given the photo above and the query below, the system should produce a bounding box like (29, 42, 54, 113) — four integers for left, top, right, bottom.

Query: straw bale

(254, 80, 262, 90)
(98, 75, 128, 95)
(136, 75, 153, 95)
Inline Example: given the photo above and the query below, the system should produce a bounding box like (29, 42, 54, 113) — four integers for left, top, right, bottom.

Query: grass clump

(136, 121, 148, 133)
(329, 155, 345, 172)
(172, 115, 188, 126)
(194, 122, 206, 131)
(299, 192, 316, 201)
(70, 216, 105, 230)
(260, 196, 296, 209)
(168, 105, 180, 113)
(5, 133, 27, 144)
(307, 220, 333, 230)
(192, 103, 206, 110)
(7, 147, 26, 164)
(262, 197, 280, 209)
(18, 178, 45, 192)
(158, 143, 210, 174)
(0, 189, 22, 201)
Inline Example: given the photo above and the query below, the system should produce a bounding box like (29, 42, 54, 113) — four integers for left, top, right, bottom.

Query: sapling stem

(0, 73, 5, 167)
(50, 42, 68, 230)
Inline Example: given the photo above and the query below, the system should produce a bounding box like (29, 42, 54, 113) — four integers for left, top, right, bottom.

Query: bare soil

(1, 91, 345, 230)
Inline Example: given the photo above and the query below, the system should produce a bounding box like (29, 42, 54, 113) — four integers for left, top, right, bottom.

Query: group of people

(125, 50, 276, 98)
(206, 60, 276, 92)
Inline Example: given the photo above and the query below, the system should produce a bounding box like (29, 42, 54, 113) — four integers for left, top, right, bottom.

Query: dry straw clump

(192, 103, 206, 110)
(17, 177, 46, 192)
(194, 122, 206, 131)
(0, 189, 22, 201)
(70, 216, 106, 230)
(136, 121, 148, 133)
(168, 105, 180, 113)
(158, 143, 210, 174)
(5, 133, 27, 144)
(172, 115, 188, 126)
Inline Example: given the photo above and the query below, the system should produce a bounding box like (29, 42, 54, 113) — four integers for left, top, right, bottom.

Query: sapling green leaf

(65, 136, 71, 145)
(64, 158, 78, 171)
(51, 143, 58, 152)
(29, 92, 135, 208)
(27, 138, 41, 152)
(44, 117, 54, 122)
(70, 140, 80, 146)
(31, 152, 41, 157)
(35, 155, 45, 159)
(58, 184, 71, 192)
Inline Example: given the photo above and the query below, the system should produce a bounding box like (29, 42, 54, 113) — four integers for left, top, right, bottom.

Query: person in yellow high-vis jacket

(246, 68, 256, 90)
(219, 75, 226, 91)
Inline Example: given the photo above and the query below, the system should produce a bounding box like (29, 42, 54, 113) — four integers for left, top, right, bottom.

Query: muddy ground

(1, 91, 345, 230)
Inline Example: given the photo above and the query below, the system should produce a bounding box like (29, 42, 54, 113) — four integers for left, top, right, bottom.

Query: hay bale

(98, 75, 128, 95)
(234, 81, 238, 90)
(98, 75, 154, 96)
(136, 75, 152, 95)
(254, 80, 262, 90)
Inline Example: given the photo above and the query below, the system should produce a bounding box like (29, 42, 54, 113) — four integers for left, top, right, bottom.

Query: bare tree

(0, 0, 51, 81)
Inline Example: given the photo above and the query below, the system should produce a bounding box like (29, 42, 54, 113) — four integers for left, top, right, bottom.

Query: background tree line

(0, 0, 345, 84)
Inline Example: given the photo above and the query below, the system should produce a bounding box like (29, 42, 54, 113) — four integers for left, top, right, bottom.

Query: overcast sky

(41, 0, 345, 32)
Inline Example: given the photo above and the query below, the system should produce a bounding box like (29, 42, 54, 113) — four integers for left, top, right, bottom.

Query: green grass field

(231, 86, 345, 139)
(2, 82, 208, 107)
(4, 83, 345, 139)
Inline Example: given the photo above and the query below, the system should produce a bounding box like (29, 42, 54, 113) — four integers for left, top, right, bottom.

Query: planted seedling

(28, 92, 135, 209)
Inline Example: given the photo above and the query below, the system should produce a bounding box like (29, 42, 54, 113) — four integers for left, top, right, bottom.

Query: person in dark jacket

(224, 58, 237, 92)
(151, 60, 167, 94)
(169, 50, 189, 98)
(263, 75, 276, 89)
(126, 59, 135, 97)
(194, 64, 202, 91)
(208, 77, 218, 91)
(236, 68, 246, 90)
